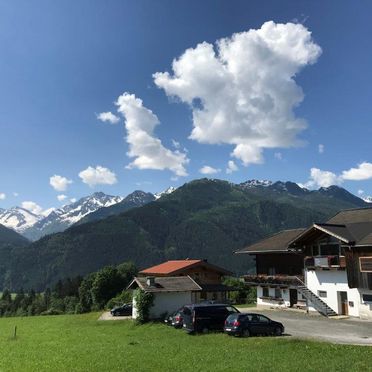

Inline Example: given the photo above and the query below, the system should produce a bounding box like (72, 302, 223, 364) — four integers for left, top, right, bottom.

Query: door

(339, 291, 348, 315)
(289, 289, 298, 307)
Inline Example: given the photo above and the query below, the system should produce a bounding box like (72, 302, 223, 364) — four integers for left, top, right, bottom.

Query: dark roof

(314, 224, 355, 243)
(357, 233, 372, 246)
(127, 276, 202, 293)
(289, 208, 372, 247)
(236, 229, 305, 254)
(327, 207, 372, 225)
(139, 259, 232, 276)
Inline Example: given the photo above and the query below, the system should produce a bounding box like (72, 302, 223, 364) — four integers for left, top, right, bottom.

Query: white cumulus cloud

(305, 168, 341, 188)
(318, 144, 324, 154)
(21, 201, 44, 215)
(341, 162, 372, 181)
(358, 189, 364, 196)
(50, 175, 73, 192)
(154, 21, 321, 166)
(199, 165, 221, 175)
(226, 160, 238, 174)
(70, 198, 77, 203)
(97, 111, 120, 124)
(57, 194, 67, 202)
(0, 193, 5, 200)
(116, 92, 189, 176)
(79, 166, 117, 187)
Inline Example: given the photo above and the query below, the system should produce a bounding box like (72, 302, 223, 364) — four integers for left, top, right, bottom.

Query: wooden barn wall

(256, 253, 304, 275)
(345, 248, 372, 290)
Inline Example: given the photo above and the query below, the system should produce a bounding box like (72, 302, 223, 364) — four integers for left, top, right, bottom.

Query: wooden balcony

(304, 255, 346, 270)
(243, 274, 304, 287)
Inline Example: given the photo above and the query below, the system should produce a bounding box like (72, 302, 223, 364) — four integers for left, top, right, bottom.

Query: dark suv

(182, 303, 239, 333)
(224, 313, 284, 337)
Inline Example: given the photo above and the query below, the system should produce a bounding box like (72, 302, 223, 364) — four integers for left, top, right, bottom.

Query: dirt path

(98, 311, 132, 321)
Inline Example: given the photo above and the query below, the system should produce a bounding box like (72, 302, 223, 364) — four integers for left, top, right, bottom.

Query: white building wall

(358, 289, 372, 320)
(256, 286, 296, 308)
(132, 291, 192, 320)
(305, 270, 360, 317)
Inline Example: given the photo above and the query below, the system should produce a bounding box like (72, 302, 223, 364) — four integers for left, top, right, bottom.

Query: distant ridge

(2, 177, 368, 290)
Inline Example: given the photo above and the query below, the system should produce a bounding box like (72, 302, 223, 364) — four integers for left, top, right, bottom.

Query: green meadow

(0, 313, 370, 372)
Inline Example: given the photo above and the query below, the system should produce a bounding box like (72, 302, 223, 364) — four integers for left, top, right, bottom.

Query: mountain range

(0, 178, 370, 290)
(0, 190, 158, 241)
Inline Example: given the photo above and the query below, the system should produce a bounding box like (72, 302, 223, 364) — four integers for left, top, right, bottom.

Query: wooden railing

(304, 255, 346, 269)
(243, 274, 304, 287)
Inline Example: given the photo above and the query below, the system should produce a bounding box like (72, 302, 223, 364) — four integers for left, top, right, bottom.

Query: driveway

(98, 311, 131, 321)
(240, 308, 372, 345)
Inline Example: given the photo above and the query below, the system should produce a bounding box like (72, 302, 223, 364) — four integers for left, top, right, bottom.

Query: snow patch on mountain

(363, 196, 372, 203)
(239, 179, 273, 189)
(0, 207, 42, 233)
(154, 187, 177, 200)
(33, 192, 124, 229)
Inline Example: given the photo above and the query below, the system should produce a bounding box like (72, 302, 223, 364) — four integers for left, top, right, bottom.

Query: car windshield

(226, 313, 239, 321)
(225, 306, 239, 313)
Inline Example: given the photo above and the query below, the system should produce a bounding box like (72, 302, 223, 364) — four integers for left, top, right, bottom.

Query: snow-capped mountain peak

(35, 192, 124, 228)
(0, 207, 43, 233)
(363, 196, 372, 203)
(154, 186, 177, 200)
(239, 179, 273, 189)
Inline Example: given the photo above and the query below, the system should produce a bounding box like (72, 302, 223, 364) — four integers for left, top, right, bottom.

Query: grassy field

(0, 313, 371, 372)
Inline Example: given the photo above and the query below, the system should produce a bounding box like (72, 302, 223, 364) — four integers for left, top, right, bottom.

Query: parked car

(224, 313, 284, 337)
(110, 303, 132, 316)
(164, 307, 185, 328)
(182, 303, 240, 333)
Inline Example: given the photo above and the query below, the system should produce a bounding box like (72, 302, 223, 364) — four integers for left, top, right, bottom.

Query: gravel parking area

(240, 308, 372, 345)
(98, 311, 131, 321)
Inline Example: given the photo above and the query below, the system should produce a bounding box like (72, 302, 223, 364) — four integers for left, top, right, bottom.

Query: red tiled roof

(139, 260, 202, 275)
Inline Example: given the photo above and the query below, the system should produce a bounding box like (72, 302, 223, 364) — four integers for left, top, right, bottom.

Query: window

(362, 294, 372, 302)
(360, 257, 372, 272)
(319, 244, 339, 256)
(318, 290, 327, 298)
(275, 288, 281, 299)
(258, 315, 269, 323)
(262, 287, 269, 297)
(225, 306, 239, 314)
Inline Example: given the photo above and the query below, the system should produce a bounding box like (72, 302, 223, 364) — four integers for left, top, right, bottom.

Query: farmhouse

(237, 207, 372, 320)
(128, 259, 232, 319)
(138, 259, 232, 303)
(127, 276, 202, 319)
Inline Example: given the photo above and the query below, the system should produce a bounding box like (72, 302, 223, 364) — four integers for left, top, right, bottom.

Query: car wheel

(275, 327, 283, 336)
(242, 329, 250, 337)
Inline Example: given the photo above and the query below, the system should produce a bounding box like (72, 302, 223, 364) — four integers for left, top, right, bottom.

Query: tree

(1, 289, 11, 303)
(117, 261, 137, 286)
(91, 266, 124, 308)
(78, 273, 96, 313)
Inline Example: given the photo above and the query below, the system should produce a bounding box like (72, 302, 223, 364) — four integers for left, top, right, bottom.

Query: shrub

(133, 289, 154, 324)
(106, 290, 132, 310)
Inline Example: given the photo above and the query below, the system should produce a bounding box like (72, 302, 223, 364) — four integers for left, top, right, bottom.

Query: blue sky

(1, 0, 372, 211)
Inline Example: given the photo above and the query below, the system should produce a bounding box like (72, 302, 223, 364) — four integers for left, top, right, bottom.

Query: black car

(110, 303, 132, 316)
(182, 303, 240, 333)
(224, 313, 284, 337)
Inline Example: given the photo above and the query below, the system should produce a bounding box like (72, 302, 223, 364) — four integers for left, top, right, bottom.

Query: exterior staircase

(294, 277, 338, 317)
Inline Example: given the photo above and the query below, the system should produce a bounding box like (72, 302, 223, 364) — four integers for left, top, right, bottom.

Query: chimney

(146, 277, 155, 287)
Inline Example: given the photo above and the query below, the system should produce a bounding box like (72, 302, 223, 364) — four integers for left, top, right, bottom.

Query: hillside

(0, 224, 29, 246)
(2, 178, 367, 290)
(0, 224, 29, 290)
